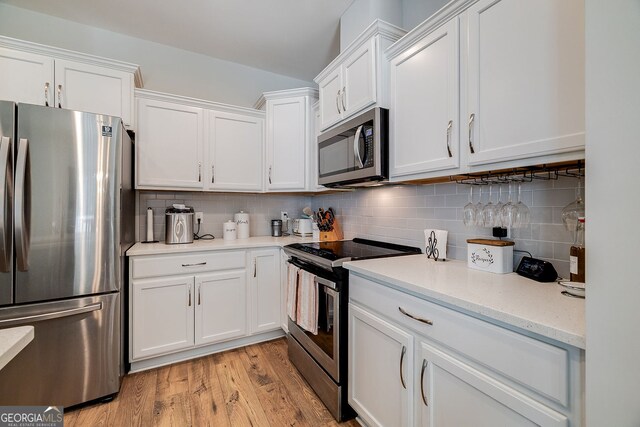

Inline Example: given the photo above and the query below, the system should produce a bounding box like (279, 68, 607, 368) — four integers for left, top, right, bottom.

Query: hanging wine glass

(494, 184, 505, 228)
(475, 186, 485, 227)
(501, 182, 518, 228)
(463, 186, 478, 227)
(562, 178, 585, 237)
(514, 183, 530, 228)
(483, 184, 499, 228)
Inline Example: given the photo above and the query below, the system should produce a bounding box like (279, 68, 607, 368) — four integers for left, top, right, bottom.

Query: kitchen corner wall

(137, 177, 582, 278)
(312, 177, 583, 278)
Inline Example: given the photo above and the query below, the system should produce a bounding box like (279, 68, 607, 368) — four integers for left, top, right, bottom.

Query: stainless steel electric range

(283, 238, 421, 421)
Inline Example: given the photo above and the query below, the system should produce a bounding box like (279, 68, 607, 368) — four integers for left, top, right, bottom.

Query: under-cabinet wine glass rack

(452, 160, 584, 186)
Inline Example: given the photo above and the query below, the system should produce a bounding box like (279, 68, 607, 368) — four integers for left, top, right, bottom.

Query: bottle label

(570, 255, 578, 275)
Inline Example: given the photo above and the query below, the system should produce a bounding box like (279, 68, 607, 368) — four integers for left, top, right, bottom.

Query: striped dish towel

(296, 270, 318, 335)
(286, 263, 300, 321)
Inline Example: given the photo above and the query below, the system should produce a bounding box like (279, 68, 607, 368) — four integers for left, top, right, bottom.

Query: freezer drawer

(0, 292, 121, 407)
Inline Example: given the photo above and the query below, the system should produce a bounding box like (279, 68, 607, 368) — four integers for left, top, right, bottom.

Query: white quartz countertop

(344, 255, 585, 349)
(127, 235, 318, 256)
(0, 326, 34, 371)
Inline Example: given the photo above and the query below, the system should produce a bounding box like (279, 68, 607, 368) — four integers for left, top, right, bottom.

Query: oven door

(288, 267, 341, 382)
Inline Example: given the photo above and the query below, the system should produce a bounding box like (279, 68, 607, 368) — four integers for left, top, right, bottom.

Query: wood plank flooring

(64, 338, 360, 427)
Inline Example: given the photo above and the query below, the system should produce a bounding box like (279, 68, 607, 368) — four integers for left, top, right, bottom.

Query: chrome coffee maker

(165, 204, 194, 244)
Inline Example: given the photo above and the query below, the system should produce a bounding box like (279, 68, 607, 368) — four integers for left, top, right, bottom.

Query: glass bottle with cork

(569, 217, 585, 282)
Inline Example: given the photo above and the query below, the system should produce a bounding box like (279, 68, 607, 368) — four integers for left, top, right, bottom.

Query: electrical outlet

(281, 211, 288, 221)
(195, 212, 204, 223)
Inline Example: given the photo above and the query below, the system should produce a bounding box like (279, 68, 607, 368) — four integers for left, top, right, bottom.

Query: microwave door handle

(353, 125, 364, 169)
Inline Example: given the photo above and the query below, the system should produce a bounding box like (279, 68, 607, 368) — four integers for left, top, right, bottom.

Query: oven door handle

(315, 276, 338, 293)
(287, 258, 338, 291)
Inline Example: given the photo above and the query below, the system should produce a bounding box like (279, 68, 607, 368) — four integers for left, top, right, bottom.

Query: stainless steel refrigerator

(0, 102, 134, 407)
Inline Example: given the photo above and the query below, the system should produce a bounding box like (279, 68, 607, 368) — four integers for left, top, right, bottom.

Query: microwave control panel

(363, 126, 374, 167)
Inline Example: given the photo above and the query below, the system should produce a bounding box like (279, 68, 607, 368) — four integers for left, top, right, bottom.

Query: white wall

(0, 3, 313, 108)
(585, 0, 640, 425)
(340, 0, 403, 51)
(401, 0, 450, 31)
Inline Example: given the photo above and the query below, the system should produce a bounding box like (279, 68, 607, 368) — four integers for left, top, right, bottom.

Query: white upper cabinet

(136, 89, 265, 192)
(256, 88, 318, 192)
(464, 0, 585, 166)
(54, 59, 134, 127)
(389, 18, 460, 180)
(315, 20, 406, 132)
(0, 48, 54, 106)
(0, 37, 140, 128)
(136, 96, 204, 190)
(207, 111, 263, 192)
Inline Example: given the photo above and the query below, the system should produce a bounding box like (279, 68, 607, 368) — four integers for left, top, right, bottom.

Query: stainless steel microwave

(318, 107, 388, 187)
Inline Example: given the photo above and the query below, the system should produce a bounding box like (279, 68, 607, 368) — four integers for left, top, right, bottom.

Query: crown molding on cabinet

(253, 87, 318, 110)
(385, 0, 476, 60)
(135, 88, 266, 118)
(0, 35, 143, 88)
(314, 19, 406, 83)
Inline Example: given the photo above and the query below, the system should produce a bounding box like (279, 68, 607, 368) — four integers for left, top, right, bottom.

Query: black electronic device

(516, 256, 558, 282)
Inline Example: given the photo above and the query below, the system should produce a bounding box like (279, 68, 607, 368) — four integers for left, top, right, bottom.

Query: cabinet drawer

(350, 274, 569, 407)
(131, 251, 246, 279)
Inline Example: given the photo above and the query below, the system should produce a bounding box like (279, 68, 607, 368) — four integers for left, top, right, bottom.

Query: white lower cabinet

(129, 248, 284, 369)
(349, 274, 583, 427)
(349, 303, 413, 427)
(249, 248, 281, 333)
(132, 276, 194, 360)
(195, 271, 247, 345)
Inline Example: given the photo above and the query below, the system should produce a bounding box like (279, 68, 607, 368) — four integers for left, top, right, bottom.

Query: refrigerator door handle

(0, 136, 12, 272)
(0, 302, 102, 327)
(15, 138, 31, 271)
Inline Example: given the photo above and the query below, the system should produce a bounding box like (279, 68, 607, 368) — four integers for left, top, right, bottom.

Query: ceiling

(0, 0, 354, 81)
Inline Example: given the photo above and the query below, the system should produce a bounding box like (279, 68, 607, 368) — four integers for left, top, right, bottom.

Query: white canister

(223, 220, 237, 241)
(467, 239, 515, 274)
(234, 211, 250, 239)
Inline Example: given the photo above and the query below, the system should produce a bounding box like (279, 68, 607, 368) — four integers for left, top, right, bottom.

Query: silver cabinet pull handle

(15, 138, 31, 272)
(0, 137, 12, 273)
(211, 165, 215, 184)
(421, 359, 429, 406)
(468, 113, 475, 154)
(399, 307, 433, 326)
(253, 259, 257, 277)
(198, 285, 201, 305)
(57, 84, 62, 108)
(181, 262, 206, 267)
(198, 162, 202, 182)
(188, 286, 192, 306)
(336, 90, 341, 114)
(399, 345, 407, 389)
(342, 86, 346, 111)
(44, 82, 50, 107)
(0, 303, 102, 326)
(268, 166, 272, 184)
(446, 120, 453, 158)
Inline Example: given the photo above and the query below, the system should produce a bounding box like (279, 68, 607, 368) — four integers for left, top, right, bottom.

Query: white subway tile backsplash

(137, 178, 582, 277)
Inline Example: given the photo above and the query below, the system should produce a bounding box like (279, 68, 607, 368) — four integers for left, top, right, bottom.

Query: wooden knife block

(320, 217, 344, 241)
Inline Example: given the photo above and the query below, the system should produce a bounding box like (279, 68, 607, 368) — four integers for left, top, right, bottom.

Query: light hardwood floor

(64, 338, 360, 426)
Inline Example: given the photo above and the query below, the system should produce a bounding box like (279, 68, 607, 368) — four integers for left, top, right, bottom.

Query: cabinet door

(318, 67, 343, 131)
(136, 98, 204, 189)
(265, 97, 306, 191)
(390, 19, 460, 178)
(132, 276, 194, 360)
(417, 341, 568, 427)
(0, 48, 54, 106)
(250, 249, 281, 333)
(207, 111, 263, 191)
(349, 303, 413, 427)
(343, 38, 376, 119)
(195, 270, 247, 346)
(54, 59, 134, 127)
(465, 0, 585, 165)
